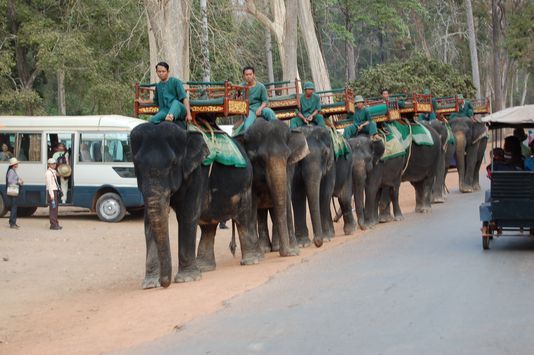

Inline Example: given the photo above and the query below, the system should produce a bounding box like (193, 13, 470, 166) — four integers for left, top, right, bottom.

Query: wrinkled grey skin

(428, 120, 455, 203)
(379, 123, 443, 219)
(131, 122, 261, 290)
(291, 126, 355, 248)
(349, 135, 405, 228)
(240, 119, 310, 257)
(449, 116, 488, 193)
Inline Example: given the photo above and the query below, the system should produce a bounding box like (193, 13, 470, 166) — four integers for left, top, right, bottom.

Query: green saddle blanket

(386, 121, 434, 147)
(380, 131, 407, 161)
(329, 128, 351, 159)
(367, 103, 388, 118)
(188, 125, 247, 168)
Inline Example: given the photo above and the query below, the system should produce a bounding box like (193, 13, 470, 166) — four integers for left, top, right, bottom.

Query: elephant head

(131, 122, 209, 288)
(243, 119, 309, 256)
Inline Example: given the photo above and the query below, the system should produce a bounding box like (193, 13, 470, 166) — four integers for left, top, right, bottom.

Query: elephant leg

(257, 208, 272, 253)
(142, 212, 161, 289)
(235, 193, 263, 265)
(463, 141, 478, 193)
(413, 180, 432, 213)
(292, 177, 311, 247)
(391, 183, 404, 221)
(379, 187, 394, 223)
(320, 172, 336, 243)
(455, 132, 470, 193)
(352, 165, 366, 230)
(305, 175, 325, 247)
(432, 147, 447, 204)
(196, 223, 217, 272)
(364, 183, 380, 228)
(472, 137, 487, 191)
(286, 190, 298, 250)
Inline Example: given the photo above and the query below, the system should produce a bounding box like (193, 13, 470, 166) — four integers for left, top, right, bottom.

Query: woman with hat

(290, 81, 326, 128)
(343, 95, 377, 139)
(6, 157, 23, 229)
(52, 143, 70, 204)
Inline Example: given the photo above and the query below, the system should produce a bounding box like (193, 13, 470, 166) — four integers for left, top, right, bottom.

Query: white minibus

(0, 115, 145, 222)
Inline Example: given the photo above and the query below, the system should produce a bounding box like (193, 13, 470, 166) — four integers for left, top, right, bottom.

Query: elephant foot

(473, 183, 481, 191)
(279, 247, 299, 257)
(174, 269, 202, 283)
(415, 206, 431, 214)
(358, 221, 367, 231)
(460, 185, 473, 193)
(432, 195, 445, 204)
(271, 243, 280, 252)
(259, 241, 273, 254)
(142, 275, 161, 290)
(379, 214, 394, 223)
(313, 237, 323, 248)
(297, 236, 311, 248)
(196, 259, 216, 272)
(323, 234, 333, 242)
(240, 253, 262, 266)
(343, 222, 356, 235)
(394, 214, 405, 222)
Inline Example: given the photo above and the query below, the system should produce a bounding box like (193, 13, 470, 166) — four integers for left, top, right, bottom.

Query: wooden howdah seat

(435, 96, 460, 117)
(472, 97, 491, 114)
(134, 80, 249, 120)
(265, 79, 301, 120)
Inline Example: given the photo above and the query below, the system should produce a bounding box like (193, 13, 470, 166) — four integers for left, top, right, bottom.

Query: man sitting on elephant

(343, 95, 377, 139)
(450, 94, 474, 119)
(241, 66, 277, 131)
(417, 89, 438, 121)
(136, 61, 193, 128)
(290, 81, 326, 128)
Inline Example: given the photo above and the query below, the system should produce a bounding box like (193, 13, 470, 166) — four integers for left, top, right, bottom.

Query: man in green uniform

(343, 95, 377, 139)
(381, 88, 406, 109)
(417, 89, 438, 121)
(242, 66, 276, 131)
(290, 81, 326, 128)
(136, 62, 192, 128)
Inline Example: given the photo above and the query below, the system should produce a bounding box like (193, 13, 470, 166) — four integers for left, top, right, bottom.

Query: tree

(465, 0, 481, 98)
(144, 0, 191, 80)
(199, 0, 211, 82)
(491, 0, 504, 111)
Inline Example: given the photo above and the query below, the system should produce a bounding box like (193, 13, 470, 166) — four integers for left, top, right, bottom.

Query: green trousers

(343, 121, 377, 139)
(150, 100, 187, 128)
(243, 107, 277, 131)
(290, 114, 326, 128)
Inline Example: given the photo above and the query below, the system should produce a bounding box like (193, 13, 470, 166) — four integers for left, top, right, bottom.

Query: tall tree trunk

(491, 0, 503, 111)
(413, 11, 431, 59)
(265, 28, 275, 83)
(147, 11, 158, 84)
(200, 0, 211, 82)
(521, 72, 529, 106)
(297, 0, 331, 91)
(144, 0, 191, 80)
(283, 0, 298, 81)
(346, 41, 356, 82)
(465, 0, 481, 98)
(57, 70, 66, 115)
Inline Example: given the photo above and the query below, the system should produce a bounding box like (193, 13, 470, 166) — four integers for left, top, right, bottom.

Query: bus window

(0, 133, 16, 162)
(80, 133, 104, 162)
(104, 133, 132, 162)
(16, 133, 41, 161)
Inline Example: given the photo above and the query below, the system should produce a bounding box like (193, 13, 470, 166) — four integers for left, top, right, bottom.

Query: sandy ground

(0, 171, 464, 354)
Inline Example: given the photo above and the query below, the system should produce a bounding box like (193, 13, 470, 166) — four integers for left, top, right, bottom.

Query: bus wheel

(0, 194, 7, 218)
(18, 207, 37, 217)
(96, 192, 126, 223)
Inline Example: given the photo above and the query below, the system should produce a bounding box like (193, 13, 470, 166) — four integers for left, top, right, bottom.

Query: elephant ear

(371, 139, 385, 166)
(183, 131, 209, 179)
(288, 129, 310, 165)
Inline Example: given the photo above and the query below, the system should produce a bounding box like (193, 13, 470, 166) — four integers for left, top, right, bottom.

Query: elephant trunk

(144, 186, 172, 287)
(352, 160, 367, 229)
(266, 158, 295, 256)
(455, 132, 470, 193)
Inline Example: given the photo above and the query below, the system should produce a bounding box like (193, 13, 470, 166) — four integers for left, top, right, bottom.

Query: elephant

(428, 120, 455, 203)
(291, 126, 356, 248)
(378, 123, 443, 220)
(349, 135, 405, 228)
(131, 121, 261, 289)
(449, 116, 488, 193)
(238, 119, 310, 257)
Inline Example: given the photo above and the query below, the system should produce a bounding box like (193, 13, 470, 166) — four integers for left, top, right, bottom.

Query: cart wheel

(482, 236, 491, 250)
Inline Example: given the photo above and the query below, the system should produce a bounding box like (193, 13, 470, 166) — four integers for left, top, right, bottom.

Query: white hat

(9, 157, 19, 166)
(48, 158, 57, 164)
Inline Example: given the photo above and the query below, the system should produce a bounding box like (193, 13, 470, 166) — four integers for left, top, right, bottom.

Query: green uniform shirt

(242, 81, 269, 111)
(459, 100, 474, 117)
(349, 107, 372, 126)
(154, 77, 187, 110)
(298, 93, 321, 117)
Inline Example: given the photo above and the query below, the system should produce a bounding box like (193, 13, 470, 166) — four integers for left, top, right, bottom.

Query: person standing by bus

(6, 158, 23, 229)
(45, 158, 62, 230)
(53, 143, 70, 204)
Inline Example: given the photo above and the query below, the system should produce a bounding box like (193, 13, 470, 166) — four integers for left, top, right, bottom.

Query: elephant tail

(229, 220, 237, 257)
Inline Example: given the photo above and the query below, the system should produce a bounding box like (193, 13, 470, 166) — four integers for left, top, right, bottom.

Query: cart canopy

(482, 105, 534, 128)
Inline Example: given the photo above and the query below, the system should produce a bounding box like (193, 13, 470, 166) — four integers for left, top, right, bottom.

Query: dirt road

(0, 173, 461, 354)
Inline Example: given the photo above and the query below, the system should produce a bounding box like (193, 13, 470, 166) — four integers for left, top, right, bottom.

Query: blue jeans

(8, 195, 18, 226)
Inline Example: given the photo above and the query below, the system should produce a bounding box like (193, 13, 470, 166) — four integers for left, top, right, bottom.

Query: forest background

(1, 0, 532, 117)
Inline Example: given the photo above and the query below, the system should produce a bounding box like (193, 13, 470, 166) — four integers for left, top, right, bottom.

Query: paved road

(117, 182, 534, 355)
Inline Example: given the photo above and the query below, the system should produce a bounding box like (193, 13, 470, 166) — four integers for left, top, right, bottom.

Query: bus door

(46, 133, 75, 204)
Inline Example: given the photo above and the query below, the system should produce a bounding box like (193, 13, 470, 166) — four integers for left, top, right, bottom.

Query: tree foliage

(352, 54, 476, 98)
